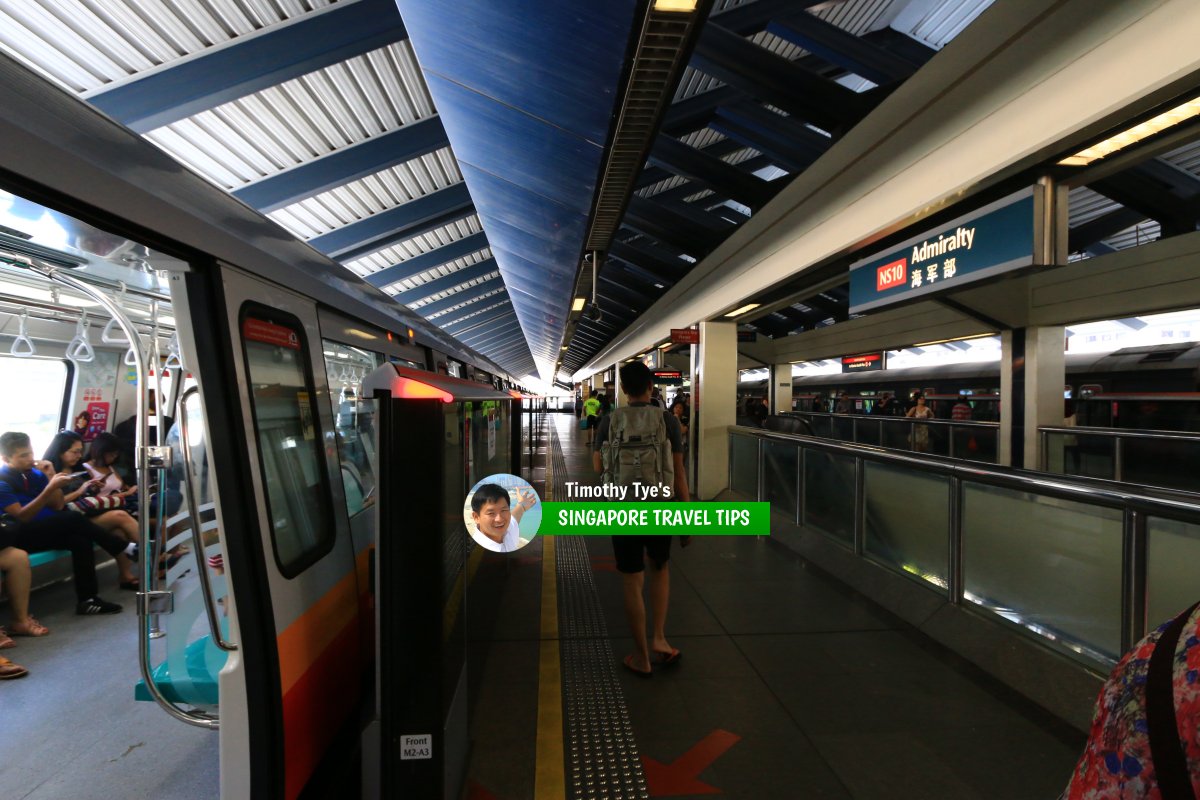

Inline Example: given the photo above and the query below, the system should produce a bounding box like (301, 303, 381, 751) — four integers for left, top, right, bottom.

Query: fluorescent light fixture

(561, 345, 569, 351)
(1058, 96, 1200, 166)
(912, 332, 996, 347)
(724, 303, 760, 318)
(654, 0, 697, 10)
(571, 297, 586, 312)
(658, 342, 672, 349)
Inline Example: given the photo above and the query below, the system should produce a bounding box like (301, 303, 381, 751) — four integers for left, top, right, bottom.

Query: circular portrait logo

(464, 474, 541, 553)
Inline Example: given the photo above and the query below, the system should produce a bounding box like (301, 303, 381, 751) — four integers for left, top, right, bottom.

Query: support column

(770, 362, 793, 414)
(1000, 326, 1065, 470)
(696, 321, 737, 500)
(609, 367, 621, 409)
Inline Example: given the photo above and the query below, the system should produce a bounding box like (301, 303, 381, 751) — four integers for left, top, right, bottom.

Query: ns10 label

(876, 258, 907, 291)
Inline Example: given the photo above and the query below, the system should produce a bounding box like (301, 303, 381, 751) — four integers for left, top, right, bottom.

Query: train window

(324, 341, 381, 518)
(0, 356, 69, 456)
(240, 307, 334, 578)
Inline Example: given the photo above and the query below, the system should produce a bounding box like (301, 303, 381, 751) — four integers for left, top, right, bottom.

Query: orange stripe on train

(276, 570, 359, 695)
(282, 616, 361, 800)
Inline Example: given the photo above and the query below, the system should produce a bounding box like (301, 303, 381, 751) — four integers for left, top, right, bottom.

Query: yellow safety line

(534, 429, 565, 799)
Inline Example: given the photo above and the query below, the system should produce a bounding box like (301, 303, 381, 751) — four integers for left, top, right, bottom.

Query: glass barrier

(863, 461, 950, 590)
(730, 433, 759, 497)
(961, 482, 1123, 662)
(1123, 438, 1200, 493)
(787, 412, 998, 464)
(762, 440, 799, 521)
(803, 448, 854, 544)
(1146, 516, 1200, 627)
(730, 424, 1200, 669)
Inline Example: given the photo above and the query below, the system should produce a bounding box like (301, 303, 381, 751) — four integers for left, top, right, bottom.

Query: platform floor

(464, 412, 1086, 800)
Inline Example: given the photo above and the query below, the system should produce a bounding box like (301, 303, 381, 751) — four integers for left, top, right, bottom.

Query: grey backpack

(601, 406, 674, 491)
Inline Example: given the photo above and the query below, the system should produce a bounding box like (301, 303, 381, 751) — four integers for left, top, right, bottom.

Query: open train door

(360, 364, 516, 799)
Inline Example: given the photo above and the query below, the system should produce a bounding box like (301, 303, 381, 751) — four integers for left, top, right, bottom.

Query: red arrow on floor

(465, 780, 499, 800)
(642, 729, 742, 796)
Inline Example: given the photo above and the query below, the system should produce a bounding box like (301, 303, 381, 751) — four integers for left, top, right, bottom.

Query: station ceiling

(4, 0, 1197, 383)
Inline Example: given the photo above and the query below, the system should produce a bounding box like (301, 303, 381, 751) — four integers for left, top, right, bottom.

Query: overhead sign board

(653, 370, 683, 385)
(849, 188, 1040, 314)
(842, 353, 885, 372)
(670, 328, 700, 345)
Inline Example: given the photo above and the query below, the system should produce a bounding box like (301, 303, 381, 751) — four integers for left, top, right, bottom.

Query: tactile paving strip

(547, 423, 649, 800)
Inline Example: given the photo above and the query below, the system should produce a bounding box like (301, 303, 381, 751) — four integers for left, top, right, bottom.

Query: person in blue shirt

(0, 431, 136, 615)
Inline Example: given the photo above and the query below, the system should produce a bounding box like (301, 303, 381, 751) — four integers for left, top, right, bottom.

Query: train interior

(0, 191, 229, 797)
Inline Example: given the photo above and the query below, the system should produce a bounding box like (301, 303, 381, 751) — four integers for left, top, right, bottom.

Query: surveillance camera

(584, 302, 603, 323)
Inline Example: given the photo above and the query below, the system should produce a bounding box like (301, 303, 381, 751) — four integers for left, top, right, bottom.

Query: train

(0, 52, 528, 800)
(740, 343, 1200, 432)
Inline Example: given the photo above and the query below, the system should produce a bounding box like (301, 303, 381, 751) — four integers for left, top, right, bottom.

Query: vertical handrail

(1114, 435, 1124, 482)
(948, 477, 964, 604)
(28, 265, 217, 729)
(178, 387, 237, 652)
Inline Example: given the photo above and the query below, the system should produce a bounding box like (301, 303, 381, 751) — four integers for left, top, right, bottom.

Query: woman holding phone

(42, 431, 140, 589)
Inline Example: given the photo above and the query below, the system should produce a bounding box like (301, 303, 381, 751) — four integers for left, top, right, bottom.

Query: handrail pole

(29, 265, 217, 729)
(178, 387, 237, 652)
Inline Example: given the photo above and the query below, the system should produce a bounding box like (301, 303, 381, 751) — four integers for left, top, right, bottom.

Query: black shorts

(586, 414, 598, 428)
(612, 535, 671, 574)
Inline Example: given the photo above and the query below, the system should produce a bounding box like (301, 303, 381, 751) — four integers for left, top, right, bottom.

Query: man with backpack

(592, 361, 690, 678)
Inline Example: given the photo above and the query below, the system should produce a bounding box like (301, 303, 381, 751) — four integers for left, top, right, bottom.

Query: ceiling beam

(647, 134, 774, 210)
(85, 0, 407, 133)
(392, 257, 498, 305)
(1067, 207, 1147, 255)
(622, 196, 730, 256)
(308, 182, 474, 259)
(765, 14, 922, 86)
(711, 103, 830, 173)
(364, 231, 489, 288)
(692, 23, 874, 134)
(416, 276, 506, 317)
(232, 116, 448, 212)
(441, 302, 516, 335)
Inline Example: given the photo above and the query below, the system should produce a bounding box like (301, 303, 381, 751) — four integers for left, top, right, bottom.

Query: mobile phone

(70, 471, 91, 479)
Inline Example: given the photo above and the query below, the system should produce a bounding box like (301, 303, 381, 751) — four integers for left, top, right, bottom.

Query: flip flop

(622, 654, 652, 678)
(653, 647, 681, 667)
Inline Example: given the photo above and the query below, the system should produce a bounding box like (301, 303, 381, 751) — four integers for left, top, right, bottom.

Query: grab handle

(10, 311, 36, 357)
(67, 317, 95, 363)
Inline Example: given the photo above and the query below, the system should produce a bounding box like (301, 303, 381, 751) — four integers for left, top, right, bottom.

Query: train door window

(241, 307, 334, 577)
(325, 341, 381, 518)
(0, 355, 69, 456)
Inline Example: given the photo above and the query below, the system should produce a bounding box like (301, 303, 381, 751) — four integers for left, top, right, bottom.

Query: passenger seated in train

(0, 432, 135, 615)
(0, 544, 50, 642)
(82, 433, 139, 509)
(43, 432, 140, 589)
(468, 483, 535, 553)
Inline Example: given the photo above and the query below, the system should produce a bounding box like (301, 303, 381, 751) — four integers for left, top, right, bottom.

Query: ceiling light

(724, 303, 760, 318)
(912, 332, 996, 347)
(658, 342, 672, 350)
(572, 297, 586, 312)
(654, 0, 697, 10)
(1058, 96, 1200, 166)
(561, 345, 569, 351)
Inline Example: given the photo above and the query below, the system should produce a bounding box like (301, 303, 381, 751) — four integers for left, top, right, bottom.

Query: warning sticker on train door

(487, 411, 496, 460)
(400, 734, 432, 760)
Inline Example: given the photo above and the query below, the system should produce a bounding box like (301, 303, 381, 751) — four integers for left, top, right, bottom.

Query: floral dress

(1063, 604, 1200, 799)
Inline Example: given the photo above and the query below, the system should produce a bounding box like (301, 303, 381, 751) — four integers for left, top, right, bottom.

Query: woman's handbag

(67, 494, 126, 515)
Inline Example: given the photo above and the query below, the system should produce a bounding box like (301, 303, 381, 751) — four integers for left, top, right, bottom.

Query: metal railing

(729, 425, 1200, 669)
(1041, 425, 1200, 493)
(783, 411, 1000, 464)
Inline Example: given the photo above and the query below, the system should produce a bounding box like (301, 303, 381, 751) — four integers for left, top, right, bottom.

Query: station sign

(849, 188, 1040, 314)
(670, 328, 700, 345)
(842, 352, 885, 372)
(653, 370, 684, 385)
